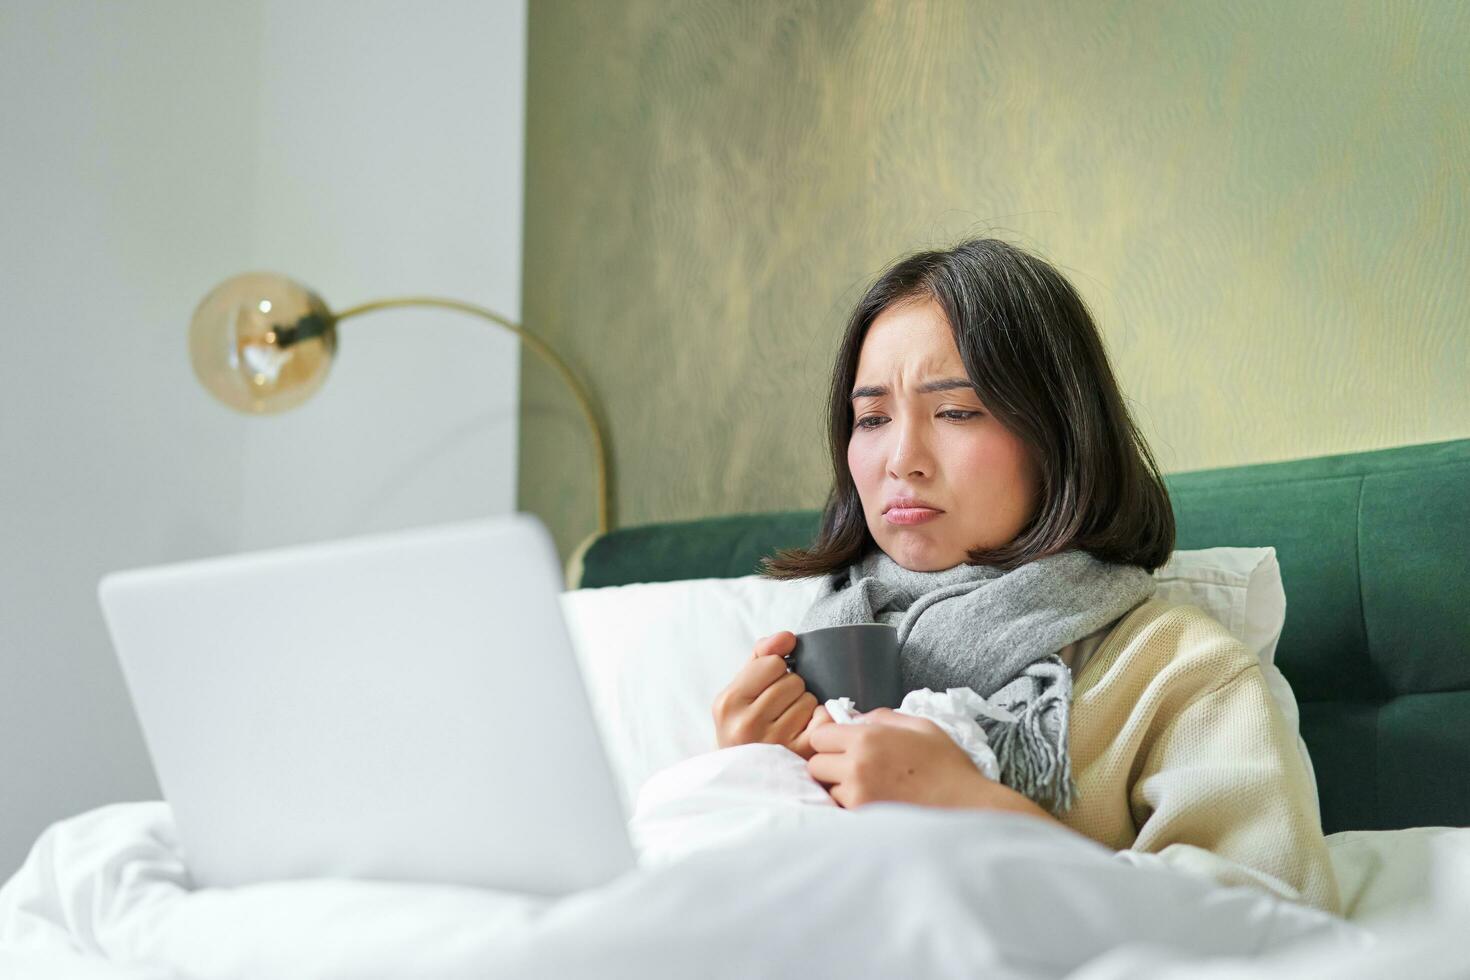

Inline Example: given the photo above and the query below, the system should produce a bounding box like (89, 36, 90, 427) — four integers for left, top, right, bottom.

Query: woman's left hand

(805, 708, 1059, 823)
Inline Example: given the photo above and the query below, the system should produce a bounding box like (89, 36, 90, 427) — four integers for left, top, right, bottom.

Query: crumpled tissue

(824, 687, 1016, 782)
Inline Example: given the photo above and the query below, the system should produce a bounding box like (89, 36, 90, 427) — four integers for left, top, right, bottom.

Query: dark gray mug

(786, 623, 902, 712)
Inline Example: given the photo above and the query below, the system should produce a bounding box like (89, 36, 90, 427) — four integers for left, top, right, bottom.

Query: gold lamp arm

(332, 296, 611, 539)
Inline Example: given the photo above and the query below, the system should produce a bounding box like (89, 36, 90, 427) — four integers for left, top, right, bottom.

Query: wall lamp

(186, 272, 611, 545)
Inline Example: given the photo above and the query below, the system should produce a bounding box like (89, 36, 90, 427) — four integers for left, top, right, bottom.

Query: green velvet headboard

(572, 438, 1470, 835)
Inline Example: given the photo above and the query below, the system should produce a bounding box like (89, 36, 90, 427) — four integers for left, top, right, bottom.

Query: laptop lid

(98, 512, 635, 895)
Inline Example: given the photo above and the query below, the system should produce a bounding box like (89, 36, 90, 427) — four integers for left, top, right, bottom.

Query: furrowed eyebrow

(849, 377, 977, 400)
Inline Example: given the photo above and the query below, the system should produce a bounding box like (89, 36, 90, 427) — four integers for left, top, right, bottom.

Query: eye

(940, 410, 980, 421)
(854, 415, 885, 430)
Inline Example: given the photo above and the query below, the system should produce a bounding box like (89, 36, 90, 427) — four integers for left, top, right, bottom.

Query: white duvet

(9, 742, 1466, 980)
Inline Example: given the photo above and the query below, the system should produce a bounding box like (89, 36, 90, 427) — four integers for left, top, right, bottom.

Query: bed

(2, 437, 1467, 978)
(571, 436, 1470, 838)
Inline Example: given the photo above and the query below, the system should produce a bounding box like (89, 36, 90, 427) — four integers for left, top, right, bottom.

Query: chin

(874, 533, 952, 573)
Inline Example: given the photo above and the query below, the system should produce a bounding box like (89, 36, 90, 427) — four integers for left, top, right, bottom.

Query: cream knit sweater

(1057, 597, 1341, 914)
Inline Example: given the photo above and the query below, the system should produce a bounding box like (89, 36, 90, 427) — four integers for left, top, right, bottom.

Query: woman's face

(847, 296, 1041, 572)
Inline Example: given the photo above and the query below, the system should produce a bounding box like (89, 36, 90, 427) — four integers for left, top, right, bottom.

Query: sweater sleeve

(1125, 663, 1341, 914)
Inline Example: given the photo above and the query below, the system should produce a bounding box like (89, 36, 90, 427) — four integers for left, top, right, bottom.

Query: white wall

(0, 0, 526, 876)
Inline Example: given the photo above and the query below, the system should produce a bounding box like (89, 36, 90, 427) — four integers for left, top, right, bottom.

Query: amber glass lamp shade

(188, 272, 338, 414)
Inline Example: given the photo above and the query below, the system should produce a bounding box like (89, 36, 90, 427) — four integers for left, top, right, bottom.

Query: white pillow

(1153, 547, 1286, 665)
(1152, 547, 1319, 821)
(560, 548, 1317, 819)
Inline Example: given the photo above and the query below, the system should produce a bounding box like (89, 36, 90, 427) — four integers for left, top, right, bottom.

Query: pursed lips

(883, 505, 943, 525)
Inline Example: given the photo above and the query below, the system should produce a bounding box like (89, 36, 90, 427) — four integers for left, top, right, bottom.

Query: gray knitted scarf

(799, 547, 1156, 813)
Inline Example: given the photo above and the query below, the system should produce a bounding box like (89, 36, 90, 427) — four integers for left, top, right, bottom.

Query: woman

(710, 238, 1338, 913)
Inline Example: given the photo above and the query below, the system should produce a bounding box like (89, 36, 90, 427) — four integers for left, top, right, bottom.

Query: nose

(886, 413, 934, 480)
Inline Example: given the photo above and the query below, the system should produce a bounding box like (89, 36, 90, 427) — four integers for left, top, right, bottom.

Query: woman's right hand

(712, 631, 824, 759)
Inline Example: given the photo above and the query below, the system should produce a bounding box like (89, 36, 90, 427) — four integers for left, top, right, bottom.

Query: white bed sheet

(2, 797, 1368, 980)
(3, 744, 1465, 979)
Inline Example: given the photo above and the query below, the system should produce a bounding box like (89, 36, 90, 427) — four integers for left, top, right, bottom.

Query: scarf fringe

(985, 692, 1076, 815)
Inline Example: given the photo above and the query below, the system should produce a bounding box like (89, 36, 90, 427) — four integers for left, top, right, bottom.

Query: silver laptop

(97, 512, 636, 896)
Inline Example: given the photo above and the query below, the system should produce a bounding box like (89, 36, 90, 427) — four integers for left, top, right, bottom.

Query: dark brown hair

(760, 237, 1174, 578)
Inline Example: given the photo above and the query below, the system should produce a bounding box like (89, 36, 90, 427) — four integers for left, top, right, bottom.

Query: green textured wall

(520, 0, 1470, 564)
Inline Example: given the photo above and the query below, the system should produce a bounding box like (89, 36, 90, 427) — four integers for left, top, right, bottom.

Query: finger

(806, 751, 846, 786)
(753, 631, 797, 658)
(773, 690, 818, 740)
(750, 671, 806, 722)
(808, 719, 859, 754)
(726, 653, 791, 702)
(787, 700, 828, 759)
(859, 708, 928, 731)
